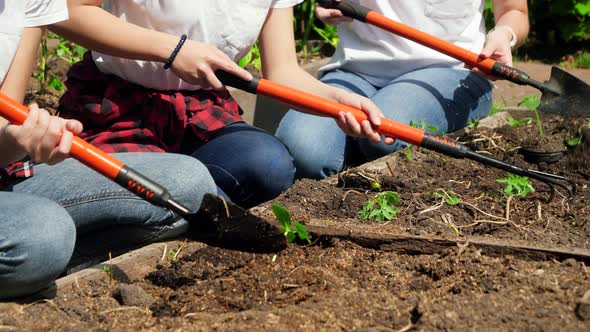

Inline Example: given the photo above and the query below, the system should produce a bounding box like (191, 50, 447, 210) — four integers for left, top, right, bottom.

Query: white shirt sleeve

(271, 0, 304, 9)
(24, 0, 69, 27)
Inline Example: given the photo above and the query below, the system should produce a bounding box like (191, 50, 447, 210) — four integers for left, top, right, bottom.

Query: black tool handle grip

(317, 0, 370, 21)
(216, 70, 260, 94)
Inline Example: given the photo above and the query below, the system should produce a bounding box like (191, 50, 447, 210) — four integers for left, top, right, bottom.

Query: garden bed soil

(2, 111, 590, 331)
(1, 239, 589, 331)
(2, 61, 589, 330)
(255, 110, 590, 252)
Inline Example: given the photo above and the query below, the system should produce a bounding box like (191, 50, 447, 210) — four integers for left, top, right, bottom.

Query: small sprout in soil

(102, 252, 114, 283)
(489, 100, 506, 116)
(433, 190, 460, 206)
(371, 181, 381, 190)
(505, 116, 532, 127)
(168, 249, 179, 263)
(497, 173, 535, 197)
(102, 265, 113, 284)
(403, 145, 413, 161)
(359, 191, 401, 222)
(565, 131, 583, 147)
(467, 118, 480, 129)
(271, 204, 311, 244)
(517, 94, 544, 137)
(410, 120, 440, 135)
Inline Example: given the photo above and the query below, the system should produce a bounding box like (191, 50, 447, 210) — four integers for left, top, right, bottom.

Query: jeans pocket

(424, 0, 477, 36)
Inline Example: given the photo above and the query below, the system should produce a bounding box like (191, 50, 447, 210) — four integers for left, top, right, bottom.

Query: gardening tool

(0, 92, 286, 252)
(216, 70, 575, 201)
(316, 0, 590, 117)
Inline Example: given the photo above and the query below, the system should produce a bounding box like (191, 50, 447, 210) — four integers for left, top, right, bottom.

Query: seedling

(371, 181, 381, 190)
(403, 145, 413, 161)
(409, 120, 440, 135)
(489, 100, 506, 116)
(271, 204, 311, 244)
(565, 131, 583, 147)
(517, 94, 543, 136)
(505, 116, 532, 127)
(102, 252, 114, 283)
(168, 249, 179, 263)
(433, 190, 460, 206)
(497, 173, 535, 197)
(359, 191, 401, 222)
(467, 118, 480, 129)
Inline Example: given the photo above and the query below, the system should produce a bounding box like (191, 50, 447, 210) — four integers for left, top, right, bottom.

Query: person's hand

(469, 26, 515, 81)
(332, 90, 395, 145)
(171, 39, 253, 90)
(3, 103, 83, 165)
(316, 0, 353, 25)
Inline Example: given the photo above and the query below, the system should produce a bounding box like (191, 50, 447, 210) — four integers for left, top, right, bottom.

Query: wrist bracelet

(163, 34, 187, 70)
(488, 25, 517, 48)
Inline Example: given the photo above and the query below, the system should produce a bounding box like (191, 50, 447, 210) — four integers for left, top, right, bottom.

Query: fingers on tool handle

(317, 0, 370, 21)
(215, 70, 259, 94)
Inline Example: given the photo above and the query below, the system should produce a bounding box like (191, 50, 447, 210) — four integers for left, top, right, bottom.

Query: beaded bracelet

(163, 34, 188, 70)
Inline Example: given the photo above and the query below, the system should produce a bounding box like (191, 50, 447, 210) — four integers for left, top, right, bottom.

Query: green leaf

(575, 2, 590, 16)
(48, 76, 64, 92)
(517, 94, 541, 111)
(294, 222, 311, 244)
(285, 232, 296, 243)
(272, 203, 291, 229)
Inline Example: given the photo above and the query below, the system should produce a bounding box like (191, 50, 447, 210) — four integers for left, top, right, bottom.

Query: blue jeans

(0, 152, 216, 299)
(276, 67, 492, 179)
(183, 122, 295, 208)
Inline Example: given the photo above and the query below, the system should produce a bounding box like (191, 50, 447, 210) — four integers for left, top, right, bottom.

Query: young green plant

(359, 191, 401, 222)
(433, 189, 460, 206)
(505, 116, 532, 127)
(272, 204, 311, 244)
(497, 173, 535, 197)
(517, 94, 543, 136)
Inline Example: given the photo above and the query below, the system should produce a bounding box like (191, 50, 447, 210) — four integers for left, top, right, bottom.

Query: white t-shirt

(94, 0, 303, 91)
(0, 0, 68, 83)
(320, 0, 486, 87)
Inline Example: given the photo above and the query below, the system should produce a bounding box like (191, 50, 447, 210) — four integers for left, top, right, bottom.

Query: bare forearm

(0, 27, 45, 165)
(493, 0, 529, 47)
(50, 4, 178, 63)
(258, 8, 342, 109)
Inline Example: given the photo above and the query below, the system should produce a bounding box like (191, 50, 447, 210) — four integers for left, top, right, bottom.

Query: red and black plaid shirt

(1, 52, 242, 188)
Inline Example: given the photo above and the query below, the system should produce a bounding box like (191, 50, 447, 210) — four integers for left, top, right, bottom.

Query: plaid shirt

(0, 160, 34, 189)
(59, 52, 243, 153)
(1, 52, 242, 188)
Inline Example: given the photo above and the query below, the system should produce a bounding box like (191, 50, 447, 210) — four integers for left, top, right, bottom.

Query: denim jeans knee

(0, 193, 76, 299)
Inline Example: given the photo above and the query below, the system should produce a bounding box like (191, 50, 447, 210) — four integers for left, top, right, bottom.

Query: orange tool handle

(0, 92, 123, 178)
(217, 71, 468, 158)
(0, 92, 190, 214)
(316, 0, 534, 84)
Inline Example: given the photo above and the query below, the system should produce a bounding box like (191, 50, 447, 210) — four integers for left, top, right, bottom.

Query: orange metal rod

(364, 11, 496, 73)
(256, 79, 426, 145)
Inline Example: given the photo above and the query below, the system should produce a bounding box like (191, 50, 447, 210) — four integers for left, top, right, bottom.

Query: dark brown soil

(1, 240, 588, 331)
(2, 61, 589, 330)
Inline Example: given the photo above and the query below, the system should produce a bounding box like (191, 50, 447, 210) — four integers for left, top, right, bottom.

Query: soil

(1, 58, 590, 330)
